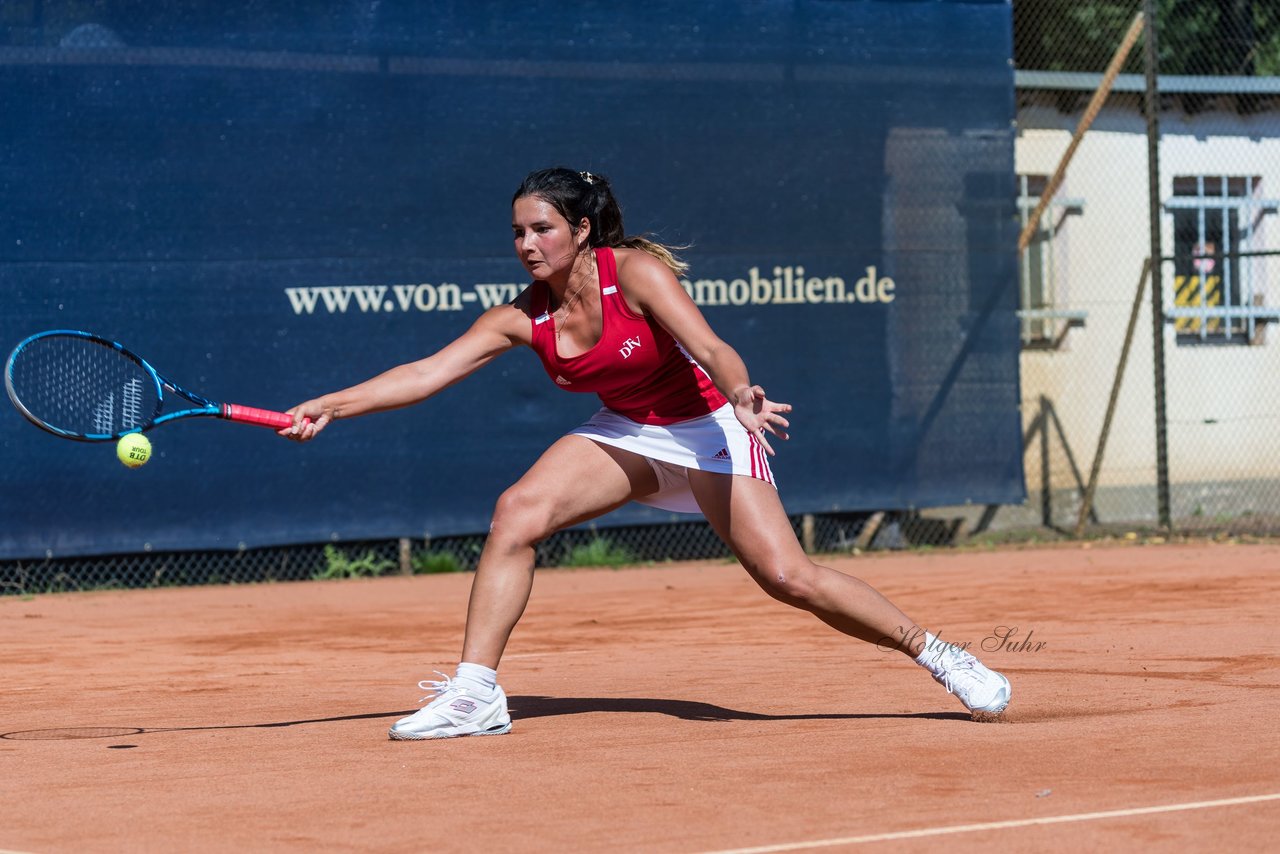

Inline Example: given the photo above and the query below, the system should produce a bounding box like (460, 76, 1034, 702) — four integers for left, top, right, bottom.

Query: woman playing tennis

(283, 167, 1011, 739)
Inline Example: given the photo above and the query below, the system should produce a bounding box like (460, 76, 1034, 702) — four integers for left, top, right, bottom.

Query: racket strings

(8, 336, 160, 436)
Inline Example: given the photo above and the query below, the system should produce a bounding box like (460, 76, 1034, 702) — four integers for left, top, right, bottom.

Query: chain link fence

(5, 2, 1279, 596)
(966, 0, 1280, 542)
(1, 513, 902, 595)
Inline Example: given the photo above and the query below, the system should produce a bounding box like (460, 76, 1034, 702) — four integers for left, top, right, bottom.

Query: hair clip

(579, 171, 596, 185)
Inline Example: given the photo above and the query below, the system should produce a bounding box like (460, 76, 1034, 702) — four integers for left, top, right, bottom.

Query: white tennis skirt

(569, 403, 776, 514)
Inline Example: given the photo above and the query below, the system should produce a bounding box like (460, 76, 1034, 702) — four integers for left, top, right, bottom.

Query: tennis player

(283, 167, 1012, 739)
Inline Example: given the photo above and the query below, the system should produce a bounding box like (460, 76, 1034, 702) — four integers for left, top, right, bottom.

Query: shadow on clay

(508, 695, 970, 723)
(1, 699, 974, 741)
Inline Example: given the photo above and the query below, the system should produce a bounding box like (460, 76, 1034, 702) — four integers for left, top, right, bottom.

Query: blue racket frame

(6, 329, 242, 442)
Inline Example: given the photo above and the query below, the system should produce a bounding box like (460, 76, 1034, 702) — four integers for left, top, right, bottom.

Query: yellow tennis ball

(117, 433, 152, 469)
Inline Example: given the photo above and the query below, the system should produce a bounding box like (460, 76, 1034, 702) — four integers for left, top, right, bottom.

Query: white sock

(915, 631, 941, 669)
(454, 662, 498, 695)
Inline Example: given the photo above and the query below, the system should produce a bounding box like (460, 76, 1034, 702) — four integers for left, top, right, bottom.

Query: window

(1167, 176, 1277, 345)
(1017, 174, 1085, 349)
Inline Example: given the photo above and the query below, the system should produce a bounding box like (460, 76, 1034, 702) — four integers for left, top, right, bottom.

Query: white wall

(1015, 102, 1280, 500)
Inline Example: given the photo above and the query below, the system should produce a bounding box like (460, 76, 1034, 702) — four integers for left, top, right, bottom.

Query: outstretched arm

(282, 302, 528, 441)
(618, 250, 792, 454)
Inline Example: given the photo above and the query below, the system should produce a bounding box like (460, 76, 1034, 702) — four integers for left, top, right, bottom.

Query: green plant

(412, 551, 464, 574)
(314, 545, 394, 580)
(564, 537, 634, 568)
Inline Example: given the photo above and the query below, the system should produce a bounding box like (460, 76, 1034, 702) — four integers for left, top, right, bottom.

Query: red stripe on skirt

(748, 432, 773, 484)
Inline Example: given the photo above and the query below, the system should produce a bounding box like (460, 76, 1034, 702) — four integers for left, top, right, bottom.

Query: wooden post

(398, 537, 412, 575)
(1017, 11, 1146, 254)
(853, 512, 885, 551)
(1075, 260, 1151, 536)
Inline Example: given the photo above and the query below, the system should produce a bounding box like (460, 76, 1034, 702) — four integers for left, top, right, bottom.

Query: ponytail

(618, 236, 690, 277)
(513, 167, 690, 277)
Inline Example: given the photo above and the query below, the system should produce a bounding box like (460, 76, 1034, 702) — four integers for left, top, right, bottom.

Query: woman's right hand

(278, 398, 331, 442)
(730, 384, 791, 456)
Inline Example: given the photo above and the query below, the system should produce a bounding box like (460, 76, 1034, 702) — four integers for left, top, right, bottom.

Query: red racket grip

(222, 403, 295, 430)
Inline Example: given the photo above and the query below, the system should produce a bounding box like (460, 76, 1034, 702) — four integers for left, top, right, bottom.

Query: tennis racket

(5, 329, 295, 441)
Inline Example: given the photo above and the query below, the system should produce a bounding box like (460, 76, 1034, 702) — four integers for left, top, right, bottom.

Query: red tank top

(528, 247, 727, 425)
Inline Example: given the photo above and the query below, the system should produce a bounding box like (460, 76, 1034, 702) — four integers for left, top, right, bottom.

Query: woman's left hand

(731, 385, 791, 456)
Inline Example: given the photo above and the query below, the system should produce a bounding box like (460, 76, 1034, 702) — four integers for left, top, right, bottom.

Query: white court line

(701, 793, 1280, 854)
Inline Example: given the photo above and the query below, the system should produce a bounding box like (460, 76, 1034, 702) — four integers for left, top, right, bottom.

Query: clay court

(3, 540, 1279, 853)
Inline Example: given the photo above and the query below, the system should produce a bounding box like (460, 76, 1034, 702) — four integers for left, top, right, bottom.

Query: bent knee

(490, 485, 557, 547)
(755, 561, 821, 605)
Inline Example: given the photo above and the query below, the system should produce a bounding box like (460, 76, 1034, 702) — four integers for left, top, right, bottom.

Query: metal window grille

(1167, 175, 1279, 342)
(1017, 174, 1086, 348)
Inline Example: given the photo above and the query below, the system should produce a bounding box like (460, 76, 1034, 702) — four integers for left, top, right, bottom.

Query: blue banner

(1, 1, 1023, 559)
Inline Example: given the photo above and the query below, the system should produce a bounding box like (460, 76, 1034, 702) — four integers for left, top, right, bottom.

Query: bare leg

(688, 471, 926, 659)
(459, 437, 659, 668)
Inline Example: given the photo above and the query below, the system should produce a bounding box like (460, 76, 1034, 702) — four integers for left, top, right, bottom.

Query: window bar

(1019, 175, 1032, 346)
(1198, 176, 1209, 341)
(1245, 177, 1256, 341)
(1045, 214, 1057, 343)
(1221, 177, 1233, 341)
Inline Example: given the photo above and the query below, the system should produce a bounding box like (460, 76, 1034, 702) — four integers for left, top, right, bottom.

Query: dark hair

(512, 167, 689, 276)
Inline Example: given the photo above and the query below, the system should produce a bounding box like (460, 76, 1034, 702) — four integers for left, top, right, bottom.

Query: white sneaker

(388, 673, 512, 740)
(925, 643, 1012, 717)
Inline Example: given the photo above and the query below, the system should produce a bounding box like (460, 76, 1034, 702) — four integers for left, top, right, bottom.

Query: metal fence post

(1143, 0, 1172, 530)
